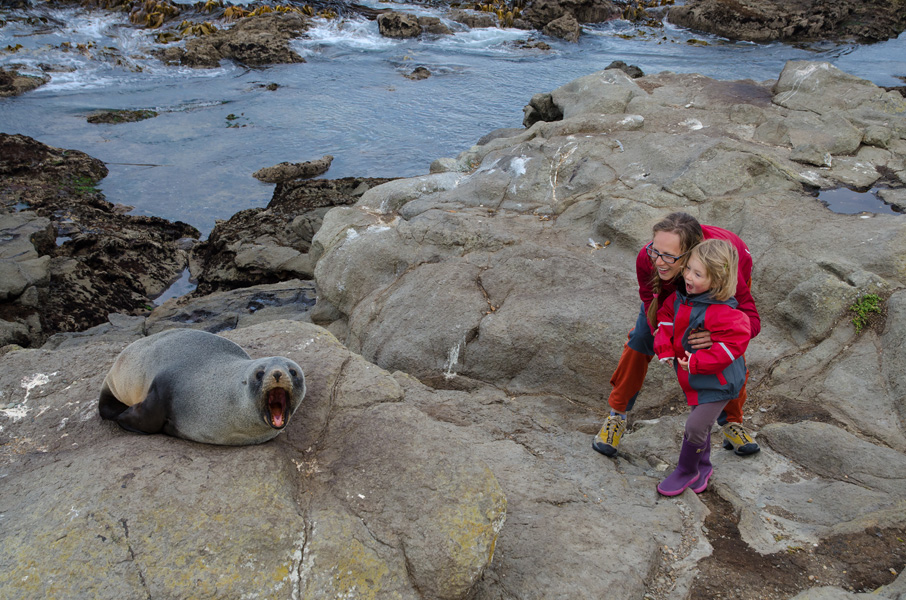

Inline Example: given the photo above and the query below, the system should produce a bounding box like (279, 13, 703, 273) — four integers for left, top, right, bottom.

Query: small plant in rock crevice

(849, 293, 882, 333)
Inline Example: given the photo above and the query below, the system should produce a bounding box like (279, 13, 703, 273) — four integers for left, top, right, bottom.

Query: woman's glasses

(645, 242, 688, 264)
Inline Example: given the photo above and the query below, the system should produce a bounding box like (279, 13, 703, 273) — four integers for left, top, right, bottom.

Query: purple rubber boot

(690, 433, 712, 494)
(657, 436, 707, 497)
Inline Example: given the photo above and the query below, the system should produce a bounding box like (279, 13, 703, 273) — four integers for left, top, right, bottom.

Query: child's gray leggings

(685, 399, 730, 445)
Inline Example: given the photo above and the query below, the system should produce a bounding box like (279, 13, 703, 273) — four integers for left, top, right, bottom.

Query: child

(653, 239, 752, 496)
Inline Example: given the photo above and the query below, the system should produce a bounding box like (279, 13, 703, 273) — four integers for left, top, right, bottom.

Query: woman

(592, 212, 761, 458)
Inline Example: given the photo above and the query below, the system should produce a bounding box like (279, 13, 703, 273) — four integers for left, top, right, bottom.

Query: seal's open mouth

(267, 388, 289, 429)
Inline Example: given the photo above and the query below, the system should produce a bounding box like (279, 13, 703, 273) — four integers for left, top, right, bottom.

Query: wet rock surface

(0, 133, 199, 347)
(0, 67, 50, 97)
(668, 0, 906, 43)
(154, 12, 310, 68)
(86, 109, 159, 124)
(252, 155, 334, 184)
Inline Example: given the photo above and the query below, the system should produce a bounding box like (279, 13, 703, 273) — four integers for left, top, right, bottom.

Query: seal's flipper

(98, 383, 130, 420)
(113, 381, 170, 434)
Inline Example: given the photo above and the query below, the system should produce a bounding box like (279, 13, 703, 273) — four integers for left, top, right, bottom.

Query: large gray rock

(306, 61, 906, 596)
(311, 61, 906, 407)
(0, 321, 505, 599)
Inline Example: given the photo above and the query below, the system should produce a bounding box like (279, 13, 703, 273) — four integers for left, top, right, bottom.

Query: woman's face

(650, 231, 685, 281)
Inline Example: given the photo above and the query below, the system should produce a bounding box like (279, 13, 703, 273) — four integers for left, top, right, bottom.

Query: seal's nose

(273, 371, 282, 382)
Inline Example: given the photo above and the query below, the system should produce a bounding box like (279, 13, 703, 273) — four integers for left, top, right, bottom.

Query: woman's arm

(688, 308, 751, 375)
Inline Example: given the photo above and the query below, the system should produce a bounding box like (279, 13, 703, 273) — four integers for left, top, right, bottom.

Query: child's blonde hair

(689, 239, 738, 301)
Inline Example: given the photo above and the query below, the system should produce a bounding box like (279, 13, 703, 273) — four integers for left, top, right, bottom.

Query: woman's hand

(677, 351, 692, 372)
(687, 328, 712, 349)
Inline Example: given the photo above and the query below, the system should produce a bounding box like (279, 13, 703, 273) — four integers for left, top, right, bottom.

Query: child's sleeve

(688, 307, 751, 375)
(653, 294, 677, 361)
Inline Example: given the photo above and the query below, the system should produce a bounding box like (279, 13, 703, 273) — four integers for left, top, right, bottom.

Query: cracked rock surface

(2, 61, 906, 599)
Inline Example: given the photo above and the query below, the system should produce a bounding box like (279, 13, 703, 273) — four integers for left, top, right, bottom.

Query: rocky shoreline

(3, 0, 906, 100)
(4, 2, 906, 599)
(3, 56, 906, 599)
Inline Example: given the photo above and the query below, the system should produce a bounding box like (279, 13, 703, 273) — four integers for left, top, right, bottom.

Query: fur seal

(98, 328, 305, 445)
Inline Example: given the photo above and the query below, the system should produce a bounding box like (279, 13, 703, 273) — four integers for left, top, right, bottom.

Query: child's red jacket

(653, 290, 751, 406)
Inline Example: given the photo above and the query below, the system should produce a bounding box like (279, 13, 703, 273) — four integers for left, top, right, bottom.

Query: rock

(418, 16, 453, 35)
(405, 66, 431, 80)
(476, 128, 526, 146)
(0, 134, 200, 347)
(790, 144, 833, 167)
(86, 109, 158, 124)
(142, 280, 317, 336)
(377, 11, 422, 38)
(667, 0, 906, 43)
(155, 13, 309, 68)
(0, 255, 49, 301)
(0, 318, 29, 346)
(542, 12, 581, 41)
(522, 92, 564, 127)
(510, 39, 553, 51)
(879, 188, 906, 212)
(309, 60, 906, 435)
(551, 67, 646, 118)
(0, 320, 505, 600)
(522, 0, 621, 29)
(190, 177, 396, 295)
(761, 421, 906, 494)
(606, 60, 645, 78)
(252, 155, 334, 183)
(0, 67, 49, 97)
(449, 9, 498, 29)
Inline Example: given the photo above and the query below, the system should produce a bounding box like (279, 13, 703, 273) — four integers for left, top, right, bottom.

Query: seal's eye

(255, 371, 264, 381)
(289, 369, 298, 377)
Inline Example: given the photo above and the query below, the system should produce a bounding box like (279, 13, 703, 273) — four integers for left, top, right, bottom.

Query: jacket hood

(676, 289, 739, 309)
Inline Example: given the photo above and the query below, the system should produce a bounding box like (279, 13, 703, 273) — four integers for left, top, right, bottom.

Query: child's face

(684, 255, 712, 295)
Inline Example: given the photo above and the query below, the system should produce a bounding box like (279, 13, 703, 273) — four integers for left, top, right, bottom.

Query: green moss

(70, 175, 100, 195)
(849, 293, 881, 332)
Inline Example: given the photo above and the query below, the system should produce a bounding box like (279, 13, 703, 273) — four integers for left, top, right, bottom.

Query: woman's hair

(689, 239, 739, 301)
(646, 212, 704, 326)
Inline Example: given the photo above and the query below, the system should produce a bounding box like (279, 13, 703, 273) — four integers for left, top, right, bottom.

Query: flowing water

(2, 1, 905, 235)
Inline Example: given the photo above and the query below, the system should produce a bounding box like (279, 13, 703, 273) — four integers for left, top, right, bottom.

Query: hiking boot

(722, 423, 760, 456)
(592, 416, 626, 457)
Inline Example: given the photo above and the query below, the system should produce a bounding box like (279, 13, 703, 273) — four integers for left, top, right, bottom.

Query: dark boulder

(523, 0, 621, 29)
(0, 67, 50, 97)
(668, 0, 906, 43)
(190, 177, 397, 295)
(155, 12, 309, 68)
(377, 11, 422, 38)
(0, 134, 199, 347)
